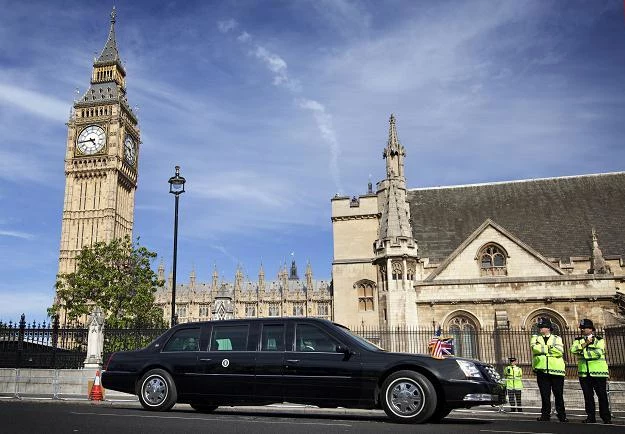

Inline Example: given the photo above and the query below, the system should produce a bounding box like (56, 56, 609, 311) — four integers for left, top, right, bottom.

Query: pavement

(1, 395, 623, 425)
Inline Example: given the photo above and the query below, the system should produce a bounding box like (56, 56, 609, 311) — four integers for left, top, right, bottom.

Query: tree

(49, 236, 165, 328)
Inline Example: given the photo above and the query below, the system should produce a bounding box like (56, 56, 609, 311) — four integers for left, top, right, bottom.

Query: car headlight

(456, 360, 483, 379)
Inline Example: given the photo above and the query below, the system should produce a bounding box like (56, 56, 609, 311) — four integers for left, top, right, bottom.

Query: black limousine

(102, 318, 505, 423)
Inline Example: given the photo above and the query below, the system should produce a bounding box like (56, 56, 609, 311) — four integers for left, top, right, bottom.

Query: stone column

(84, 307, 105, 368)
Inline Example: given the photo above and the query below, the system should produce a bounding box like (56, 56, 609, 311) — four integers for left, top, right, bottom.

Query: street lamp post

(168, 165, 186, 327)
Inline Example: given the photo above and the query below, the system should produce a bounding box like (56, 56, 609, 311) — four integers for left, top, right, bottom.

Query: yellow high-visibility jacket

(530, 334, 565, 376)
(570, 336, 609, 378)
(504, 364, 523, 390)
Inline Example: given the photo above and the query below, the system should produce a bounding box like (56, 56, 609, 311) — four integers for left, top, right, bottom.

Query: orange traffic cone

(90, 370, 104, 401)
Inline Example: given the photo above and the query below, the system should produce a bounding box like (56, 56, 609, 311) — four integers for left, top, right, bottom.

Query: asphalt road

(0, 401, 622, 434)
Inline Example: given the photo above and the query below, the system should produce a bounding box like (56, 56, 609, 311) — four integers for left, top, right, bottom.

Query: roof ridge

(408, 171, 625, 191)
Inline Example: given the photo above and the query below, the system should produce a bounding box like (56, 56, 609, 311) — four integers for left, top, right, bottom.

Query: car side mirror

(336, 345, 352, 358)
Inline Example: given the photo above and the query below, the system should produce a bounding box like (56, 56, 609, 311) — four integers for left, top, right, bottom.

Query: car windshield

(336, 325, 385, 351)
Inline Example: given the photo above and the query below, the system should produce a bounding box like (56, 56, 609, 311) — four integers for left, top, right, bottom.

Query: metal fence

(0, 315, 166, 369)
(2, 315, 624, 379)
(349, 325, 625, 380)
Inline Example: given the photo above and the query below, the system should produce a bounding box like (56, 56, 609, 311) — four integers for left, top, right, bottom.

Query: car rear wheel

(138, 369, 177, 411)
(381, 370, 437, 424)
(190, 403, 218, 413)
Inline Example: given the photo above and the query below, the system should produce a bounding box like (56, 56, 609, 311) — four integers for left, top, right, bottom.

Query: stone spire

(383, 114, 406, 179)
(378, 115, 413, 241)
(289, 260, 299, 280)
(211, 264, 219, 290)
(590, 228, 611, 274)
(258, 263, 266, 291)
(189, 266, 196, 288)
(235, 265, 244, 290)
(157, 261, 165, 281)
(305, 261, 313, 290)
(95, 7, 122, 66)
(374, 114, 419, 329)
(278, 263, 288, 288)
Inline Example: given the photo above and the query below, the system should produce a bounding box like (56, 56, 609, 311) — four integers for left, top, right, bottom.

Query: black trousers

(579, 376, 611, 422)
(536, 371, 565, 419)
(507, 389, 522, 412)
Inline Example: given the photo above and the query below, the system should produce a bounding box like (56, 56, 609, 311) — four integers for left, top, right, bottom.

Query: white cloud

(0, 82, 68, 123)
(0, 149, 50, 183)
(0, 230, 35, 240)
(217, 19, 238, 33)
(219, 21, 343, 191)
(298, 99, 341, 192)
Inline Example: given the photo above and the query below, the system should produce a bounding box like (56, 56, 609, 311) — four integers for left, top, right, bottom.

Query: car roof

(174, 317, 342, 328)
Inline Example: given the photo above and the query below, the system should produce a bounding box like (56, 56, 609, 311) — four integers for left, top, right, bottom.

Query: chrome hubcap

(388, 379, 424, 416)
(143, 376, 167, 406)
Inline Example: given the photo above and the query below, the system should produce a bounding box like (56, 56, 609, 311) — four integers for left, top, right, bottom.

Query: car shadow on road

(166, 408, 492, 425)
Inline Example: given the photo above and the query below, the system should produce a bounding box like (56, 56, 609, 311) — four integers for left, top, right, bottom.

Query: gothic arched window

(391, 261, 403, 280)
(447, 314, 479, 359)
(407, 261, 416, 281)
(478, 243, 508, 276)
(354, 280, 376, 312)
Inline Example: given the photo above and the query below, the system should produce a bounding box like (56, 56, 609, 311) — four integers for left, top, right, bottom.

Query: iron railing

(349, 325, 625, 380)
(0, 315, 166, 369)
(2, 315, 624, 380)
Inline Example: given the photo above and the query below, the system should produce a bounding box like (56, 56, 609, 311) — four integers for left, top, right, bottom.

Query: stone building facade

(332, 115, 625, 333)
(154, 261, 333, 324)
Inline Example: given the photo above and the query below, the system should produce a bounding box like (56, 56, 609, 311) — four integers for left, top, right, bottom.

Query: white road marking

(480, 430, 555, 434)
(70, 411, 352, 427)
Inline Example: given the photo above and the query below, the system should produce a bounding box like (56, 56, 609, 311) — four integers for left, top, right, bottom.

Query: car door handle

(286, 359, 300, 364)
(199, 358, 212, 362)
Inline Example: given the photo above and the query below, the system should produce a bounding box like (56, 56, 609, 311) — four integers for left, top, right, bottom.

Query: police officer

(570, 318, 612, 424)
(530, 318, 567, 422)
(504, 357, 523, 412)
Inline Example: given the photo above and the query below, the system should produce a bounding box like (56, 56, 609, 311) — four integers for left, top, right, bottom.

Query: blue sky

(1, 0, 624, 323)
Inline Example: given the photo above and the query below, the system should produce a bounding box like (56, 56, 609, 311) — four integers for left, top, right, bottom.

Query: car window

(210, 325, 249, 351)
(261, 324, 285, 351)
(163, 328, 200, 352)
(295, 324, 339, 353)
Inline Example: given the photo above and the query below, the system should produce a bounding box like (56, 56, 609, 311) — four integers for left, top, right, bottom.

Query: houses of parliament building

(57, 9, 625, 331)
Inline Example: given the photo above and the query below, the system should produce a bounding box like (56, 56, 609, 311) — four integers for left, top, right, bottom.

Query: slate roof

(95, 7, 122, 66)
(406, 172, 625, 263)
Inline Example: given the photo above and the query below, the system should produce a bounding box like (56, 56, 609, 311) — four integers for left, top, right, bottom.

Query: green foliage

(104, 327, 167, 353)
(49, 236, 166, 328)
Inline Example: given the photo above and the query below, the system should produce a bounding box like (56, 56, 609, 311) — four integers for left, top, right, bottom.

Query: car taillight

(103, 353, 115, 371)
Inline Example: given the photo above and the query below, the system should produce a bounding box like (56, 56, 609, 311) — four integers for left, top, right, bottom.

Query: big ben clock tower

(57, 7, 140, 277)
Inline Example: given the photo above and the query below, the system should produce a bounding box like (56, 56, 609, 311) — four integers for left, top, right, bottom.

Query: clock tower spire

(57, 7, 140, 280)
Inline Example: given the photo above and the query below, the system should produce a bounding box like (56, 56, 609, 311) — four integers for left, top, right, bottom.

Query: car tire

(190, 403, 219, 413)
(137, 369, 177, 411)
(381, 370, 437, 424)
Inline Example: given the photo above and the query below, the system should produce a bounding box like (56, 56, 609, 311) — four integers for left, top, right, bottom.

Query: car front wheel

(381, 370, 437, 423)
(137, 369, 177, 411)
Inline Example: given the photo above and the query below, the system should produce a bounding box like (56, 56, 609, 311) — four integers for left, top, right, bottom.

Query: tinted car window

(210, 325, 249, 351)
(261, 324, 285, 351)
(163, 328, 200, 352)
(295, 324, 339, 352)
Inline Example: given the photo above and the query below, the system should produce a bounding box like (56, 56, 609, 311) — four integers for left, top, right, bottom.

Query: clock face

(124, 135, 136, 165)
(76, 125, 106, 155)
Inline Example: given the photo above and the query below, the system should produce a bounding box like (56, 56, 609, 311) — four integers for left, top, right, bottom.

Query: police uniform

(504, 357, 523, 412)
(530, 318, 567, 422)
(570, 318, 612, 424)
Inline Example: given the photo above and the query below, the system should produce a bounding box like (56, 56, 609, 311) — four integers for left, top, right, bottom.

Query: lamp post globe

(168, 165, 186, 327)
